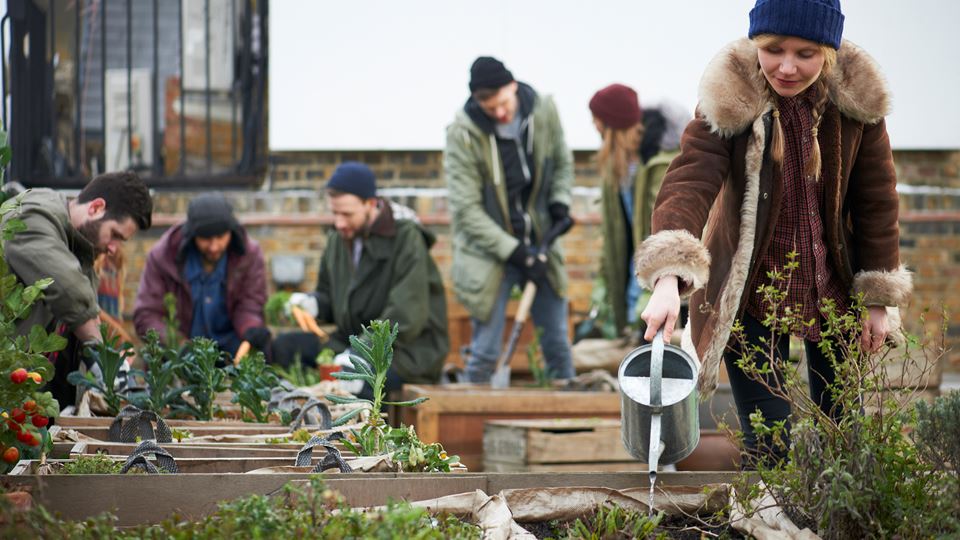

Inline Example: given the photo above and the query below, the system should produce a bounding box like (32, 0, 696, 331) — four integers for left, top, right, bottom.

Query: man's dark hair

(471, 87, 500, 102)
(77, 171, 153, 229)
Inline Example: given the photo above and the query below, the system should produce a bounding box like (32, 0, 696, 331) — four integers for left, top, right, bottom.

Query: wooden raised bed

(400, 384, 620, 471)
(0, 471, 737, 526)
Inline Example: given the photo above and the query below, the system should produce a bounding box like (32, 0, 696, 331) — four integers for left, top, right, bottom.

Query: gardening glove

(243, 326, 272, 352)
(548, 203, 575, 236)
(333, 350, 366, 395)
(507, 244, 549, 288)
(80, 341, 105, 387)
(285, 292, 319, 319)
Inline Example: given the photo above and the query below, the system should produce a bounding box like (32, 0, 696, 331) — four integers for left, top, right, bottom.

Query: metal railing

(3, 0, 268, 188)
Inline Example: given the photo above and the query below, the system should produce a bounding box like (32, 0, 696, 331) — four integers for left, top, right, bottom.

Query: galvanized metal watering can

(618, 330, 699, 467)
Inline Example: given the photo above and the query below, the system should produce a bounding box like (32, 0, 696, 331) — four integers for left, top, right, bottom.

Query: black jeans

(723, 312, 842, 465)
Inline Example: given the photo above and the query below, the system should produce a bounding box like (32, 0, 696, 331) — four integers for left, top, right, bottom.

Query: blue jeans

(464, 264, 574, 383)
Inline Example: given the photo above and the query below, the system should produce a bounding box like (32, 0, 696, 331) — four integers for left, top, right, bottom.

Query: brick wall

(116, 149, 960, 371)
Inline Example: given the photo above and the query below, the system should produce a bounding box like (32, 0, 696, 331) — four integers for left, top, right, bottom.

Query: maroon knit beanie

(589, 84, 642, 130)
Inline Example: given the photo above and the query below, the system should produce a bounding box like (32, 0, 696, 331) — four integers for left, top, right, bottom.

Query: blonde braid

(760, 67, 785, 167)
(805, 77, 831, 181)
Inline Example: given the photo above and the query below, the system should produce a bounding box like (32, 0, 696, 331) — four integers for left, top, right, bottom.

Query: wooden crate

(483, 418, 642, 472)
(400, 384, 621, 471)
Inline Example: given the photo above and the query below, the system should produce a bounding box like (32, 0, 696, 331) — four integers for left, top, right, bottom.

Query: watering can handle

(650, 330, 664, 409)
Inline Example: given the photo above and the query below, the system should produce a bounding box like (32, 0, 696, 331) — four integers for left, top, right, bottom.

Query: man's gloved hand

(80, 341, 105, 386)
(507, 244, 549, 287)
(285, 292, 319, 319)
(243, 326, 272, 352)
(548, 203, 575, 236)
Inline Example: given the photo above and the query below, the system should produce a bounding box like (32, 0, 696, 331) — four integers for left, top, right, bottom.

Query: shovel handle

(515, 281, 537, 324)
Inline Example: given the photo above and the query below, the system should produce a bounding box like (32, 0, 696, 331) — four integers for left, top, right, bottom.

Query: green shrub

(727, 253, 959, 538)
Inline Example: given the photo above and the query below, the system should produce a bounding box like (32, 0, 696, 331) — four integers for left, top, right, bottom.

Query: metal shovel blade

(490, 282, 537, 390)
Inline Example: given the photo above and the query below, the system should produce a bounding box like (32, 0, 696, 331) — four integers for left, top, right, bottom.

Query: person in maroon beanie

(589, 84, 688, 336)
(634, 0, 911, 463)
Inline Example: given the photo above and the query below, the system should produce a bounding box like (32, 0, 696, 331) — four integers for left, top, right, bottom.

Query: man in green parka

(2, 171, 153, 407)
(444, 56, 575, 383)
(284, 162, 449, 399)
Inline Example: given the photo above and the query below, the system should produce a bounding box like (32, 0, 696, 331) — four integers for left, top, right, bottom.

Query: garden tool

(490, 216, 574, 390)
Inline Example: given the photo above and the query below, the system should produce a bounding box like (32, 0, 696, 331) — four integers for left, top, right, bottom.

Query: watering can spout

(618, 330, 700, 466)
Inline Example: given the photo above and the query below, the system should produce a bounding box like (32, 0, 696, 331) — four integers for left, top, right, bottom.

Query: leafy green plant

(162, 292, 181, 349)
(727, 252, 959, 539)
(561, 504, 666, 540)
(527, 327, 553, 388)
(321, 322, 456, 472)
(0, 476, 482, 539)
(384, 424, 460, 473)
(226, 351, 280, 423)
(67, 326, 134, 416)
(170, 337, 230, 420)
(913, 390, 960, 493)
(264, 291, 292, 327)
(127, 330, 182, 415)
(316, 348, 335, 366)
(58, 453, 122, 475)
(273, 354, 321, 387)
(170, 428, 193, 443)
(324, 321, 426, 456)
(0, 143, 65, 472)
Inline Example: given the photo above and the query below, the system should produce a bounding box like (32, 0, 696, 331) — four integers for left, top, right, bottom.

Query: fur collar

(698, 38, 890, 137)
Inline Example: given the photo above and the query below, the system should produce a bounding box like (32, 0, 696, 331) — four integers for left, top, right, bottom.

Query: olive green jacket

(599, 151, 677, 331)
(2, 189, 99, 337)
(444, 94, 573, 322)
(314, 201, 448, 384)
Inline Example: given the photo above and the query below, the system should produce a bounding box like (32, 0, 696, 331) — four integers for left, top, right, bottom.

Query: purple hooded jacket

(133, 223, 267, 342)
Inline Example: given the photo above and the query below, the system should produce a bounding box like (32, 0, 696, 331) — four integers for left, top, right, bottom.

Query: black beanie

(469, 56, 514, 93)
(185, 193, 238, 238)
(326, 162, 377, 200)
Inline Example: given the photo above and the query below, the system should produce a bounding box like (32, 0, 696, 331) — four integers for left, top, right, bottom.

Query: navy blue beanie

(749, 0, 844, 49)
(326, 162, 377, 200)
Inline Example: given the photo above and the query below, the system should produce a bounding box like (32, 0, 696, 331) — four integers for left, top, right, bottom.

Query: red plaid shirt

(745, 90, 848, 341)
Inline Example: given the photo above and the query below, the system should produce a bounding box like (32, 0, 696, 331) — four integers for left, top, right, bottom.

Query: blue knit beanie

(326, 162, 377, 200)
(748, 0, 844, 49)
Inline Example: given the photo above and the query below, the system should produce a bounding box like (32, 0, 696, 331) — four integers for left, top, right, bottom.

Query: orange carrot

(234, 341, 252, 366)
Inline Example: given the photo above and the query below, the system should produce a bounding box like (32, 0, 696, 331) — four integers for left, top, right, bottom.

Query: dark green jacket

(599, 151, 677, 331)
(314, 201, 448, 383)
(444, 87, 573, 322)
(2, 189, 99, 336)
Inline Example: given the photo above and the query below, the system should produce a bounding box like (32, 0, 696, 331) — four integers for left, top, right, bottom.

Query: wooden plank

(69, 424, 295, 441)
(56, 416, 260, 428)
(65, 441, 352, 460)
(1, 471, 739, 526)
(484, 461, 647, 473)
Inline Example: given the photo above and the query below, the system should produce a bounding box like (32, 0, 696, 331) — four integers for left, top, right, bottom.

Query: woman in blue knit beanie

(634, 0, 910, 464)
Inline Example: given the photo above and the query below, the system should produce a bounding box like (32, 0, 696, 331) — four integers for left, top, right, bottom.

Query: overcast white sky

(269, 0, 960, 151)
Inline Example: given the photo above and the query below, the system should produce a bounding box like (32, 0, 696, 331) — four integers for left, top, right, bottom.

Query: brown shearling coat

(634, 38, 913, 397)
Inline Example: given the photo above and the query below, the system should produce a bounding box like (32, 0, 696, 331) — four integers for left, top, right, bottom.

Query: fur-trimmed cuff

(634, 230, 710, 298)
(852, 265, 913, 307)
